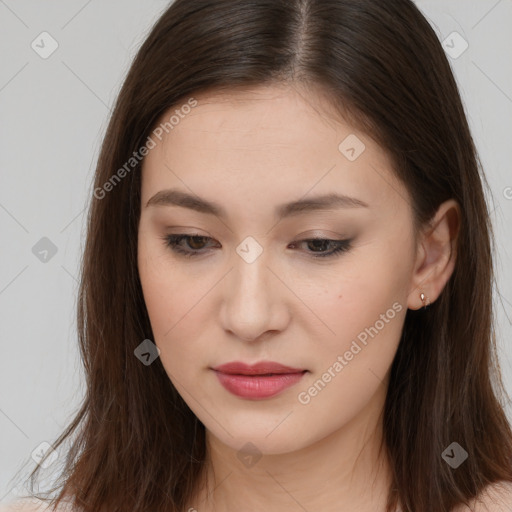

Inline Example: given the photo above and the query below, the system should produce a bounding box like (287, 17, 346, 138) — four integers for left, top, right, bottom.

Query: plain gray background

(0, 0, 511, 503)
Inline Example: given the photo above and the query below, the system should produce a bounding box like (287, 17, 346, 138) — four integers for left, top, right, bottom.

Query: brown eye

(187, 236, 209, 250)
(162, 234, 217, 258)
(289, 238, 352, 258)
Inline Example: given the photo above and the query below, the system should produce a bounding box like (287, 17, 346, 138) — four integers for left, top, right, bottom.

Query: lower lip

(213, 370, 307, 399)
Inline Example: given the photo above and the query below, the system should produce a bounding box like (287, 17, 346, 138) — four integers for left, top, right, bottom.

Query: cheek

(138, 236, 184, 341)
(294, 270, 406, 436)
(317, 265, 404, 345)
(139, 270, 200, 343)
(137, 237, 218, 376)
(138, 270, 203, 381)
(303, 240, 410, 395)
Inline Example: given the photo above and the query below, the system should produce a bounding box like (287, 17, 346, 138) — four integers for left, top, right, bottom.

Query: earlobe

(407, 199, 461, 311)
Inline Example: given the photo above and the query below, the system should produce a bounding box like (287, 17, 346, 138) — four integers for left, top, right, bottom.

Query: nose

(219, 251, 290, 343)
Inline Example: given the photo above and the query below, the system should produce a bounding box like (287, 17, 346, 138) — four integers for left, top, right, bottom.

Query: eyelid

(293, 229, 347, 239)
(163, 226, 212, 236)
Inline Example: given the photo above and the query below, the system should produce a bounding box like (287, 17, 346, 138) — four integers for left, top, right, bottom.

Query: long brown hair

(19, 0, 512, 510)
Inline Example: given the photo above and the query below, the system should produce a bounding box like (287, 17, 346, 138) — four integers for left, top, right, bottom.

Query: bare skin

(136, 82, 461, 512)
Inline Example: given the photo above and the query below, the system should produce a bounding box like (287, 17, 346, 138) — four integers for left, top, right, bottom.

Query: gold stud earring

(420, 292, 431, 309)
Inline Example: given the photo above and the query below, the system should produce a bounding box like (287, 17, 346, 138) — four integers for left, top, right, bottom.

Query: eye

(289, 238, 352, 258)
(162, 234, 352, 259)
(162, 234, 218, 258)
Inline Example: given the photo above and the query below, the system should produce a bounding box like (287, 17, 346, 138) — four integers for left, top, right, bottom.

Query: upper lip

(212, 361, 306, 375)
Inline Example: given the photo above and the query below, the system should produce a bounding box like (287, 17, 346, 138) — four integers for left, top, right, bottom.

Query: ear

(407, 199, 461, 310)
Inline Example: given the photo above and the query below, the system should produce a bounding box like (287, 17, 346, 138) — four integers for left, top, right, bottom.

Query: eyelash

(161, 234, 352, 259)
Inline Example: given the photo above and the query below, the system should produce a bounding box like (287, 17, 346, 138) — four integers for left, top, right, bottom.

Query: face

(137, 83, 418, 455)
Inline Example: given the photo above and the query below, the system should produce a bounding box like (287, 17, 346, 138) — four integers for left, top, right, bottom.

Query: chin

(205, 420, 312, 456)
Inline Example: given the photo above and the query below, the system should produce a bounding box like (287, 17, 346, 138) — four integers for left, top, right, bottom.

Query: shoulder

(452, 481, 512, 512)
(0, 500, 48, 512)
(0, 500, 45, 511)
(0, 499, 71, 512)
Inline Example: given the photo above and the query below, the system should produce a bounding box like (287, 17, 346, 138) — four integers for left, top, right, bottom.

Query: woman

(6, 0, 512, 511)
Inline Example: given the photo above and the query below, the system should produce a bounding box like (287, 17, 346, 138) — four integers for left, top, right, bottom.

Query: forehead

(154, 83, 359, 152)
(140, 84, 408, 220)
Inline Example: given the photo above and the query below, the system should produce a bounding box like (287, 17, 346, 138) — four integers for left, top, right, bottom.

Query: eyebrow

(145, 188, 369, 219)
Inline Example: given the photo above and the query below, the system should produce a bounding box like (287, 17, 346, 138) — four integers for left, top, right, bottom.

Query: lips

(212, 361, 306, 376)
(211, 361, 308, 399)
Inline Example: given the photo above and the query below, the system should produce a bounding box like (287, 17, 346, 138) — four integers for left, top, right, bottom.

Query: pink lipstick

(211, 361, 307, 400)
